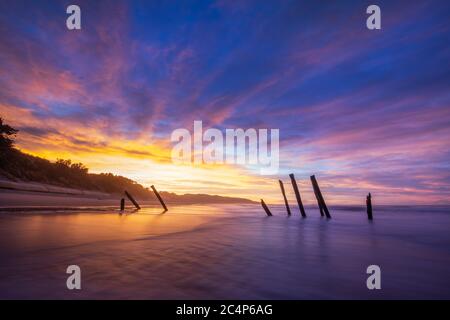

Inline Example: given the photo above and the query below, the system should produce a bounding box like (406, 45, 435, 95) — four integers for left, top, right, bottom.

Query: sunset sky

(1, 0, 449, 204)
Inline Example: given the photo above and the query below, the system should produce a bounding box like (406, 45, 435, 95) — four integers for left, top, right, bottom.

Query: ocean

(0, 204, 449, 299)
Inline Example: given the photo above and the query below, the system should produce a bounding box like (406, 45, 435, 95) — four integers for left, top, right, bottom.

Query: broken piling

(312, 182, 324, 217)
(261, 199, 273, 216)
(289, 174, 306, 217)
(310, 175, 331, 219)
(151, 185, 168, 212)
(366, 193, 373, 220)
(279, 180, 291, 216)
(124, 190, 141, 210)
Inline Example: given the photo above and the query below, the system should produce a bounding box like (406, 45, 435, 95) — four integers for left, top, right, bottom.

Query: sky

(0, 0, 449, 205)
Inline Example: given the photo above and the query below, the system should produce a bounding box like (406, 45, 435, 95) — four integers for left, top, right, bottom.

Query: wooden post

(289, 174, 306, 217)
(310, 175, 331, 219)
(366, 193, 373, 220)
(279, 180, 291, 216)
(124, 190, 141, 210)
(261, 199, 273, 216)
(151, 185, 168, 212)
(312, 181, 324, 217)
(120, 198, 125, 211)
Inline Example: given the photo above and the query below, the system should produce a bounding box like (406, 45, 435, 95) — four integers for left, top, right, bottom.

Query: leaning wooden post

(311, 181, 324, 217)
(124, 190, 141, 210)
(261, 199, 273, 216)
(366, 193, 373, 220)
(289, 174, 306, 217)
(310, 175, 331, 219)
(120, 198, 125, 211)
(279, 180, 291, 216)
(151, 185, 168, 212)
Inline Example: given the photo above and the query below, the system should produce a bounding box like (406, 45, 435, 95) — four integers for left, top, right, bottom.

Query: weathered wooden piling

(124, 190, 141, 210)
(279, 180, 291, 216)
(310, 175, 331, 219)
(289, 174, 306, 217)
(261, 199, 273, 216)
(312, 183, 324, 217)
(120, 198, 125, 211)
(366, 193, 373, 220)
(151, 185, 168, 212)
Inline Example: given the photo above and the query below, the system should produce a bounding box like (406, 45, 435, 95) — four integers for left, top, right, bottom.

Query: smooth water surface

(0, 204, 449, 299)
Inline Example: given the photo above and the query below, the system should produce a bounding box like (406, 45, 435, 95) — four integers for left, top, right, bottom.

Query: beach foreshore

(0, 179, 146, 210)
(1, 204, 449, 299)
(0, 189, 123, 211)
(0, 178, 110, 197)
(0, 179, 255, 211)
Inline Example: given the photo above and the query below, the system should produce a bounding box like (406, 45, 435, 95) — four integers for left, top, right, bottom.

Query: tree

(0, 117, 18, 150)
(70, 162, 88, 174)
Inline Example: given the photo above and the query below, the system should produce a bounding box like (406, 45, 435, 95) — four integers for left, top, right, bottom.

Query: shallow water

(0, 204, 449, 299)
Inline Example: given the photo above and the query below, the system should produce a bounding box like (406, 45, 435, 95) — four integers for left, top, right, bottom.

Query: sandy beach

(0, 179, 118, 209)
(0, 190, 121, 210)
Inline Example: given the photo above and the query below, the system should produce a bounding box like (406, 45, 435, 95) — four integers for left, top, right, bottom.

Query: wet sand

(0, 204, 449, 299)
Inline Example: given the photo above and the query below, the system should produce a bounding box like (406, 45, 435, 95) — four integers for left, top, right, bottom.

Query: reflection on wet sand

(0, 204, 449, 299)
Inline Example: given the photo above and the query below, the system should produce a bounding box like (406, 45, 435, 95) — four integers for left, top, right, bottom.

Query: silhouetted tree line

(0, 118, 155, 198)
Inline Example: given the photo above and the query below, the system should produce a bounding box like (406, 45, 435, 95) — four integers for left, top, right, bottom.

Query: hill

(0, 118, 254, 204)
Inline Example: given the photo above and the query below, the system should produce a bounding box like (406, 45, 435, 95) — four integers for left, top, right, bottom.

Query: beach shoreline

(1, 204, 449, 299)
(0, 190, 239, 211)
